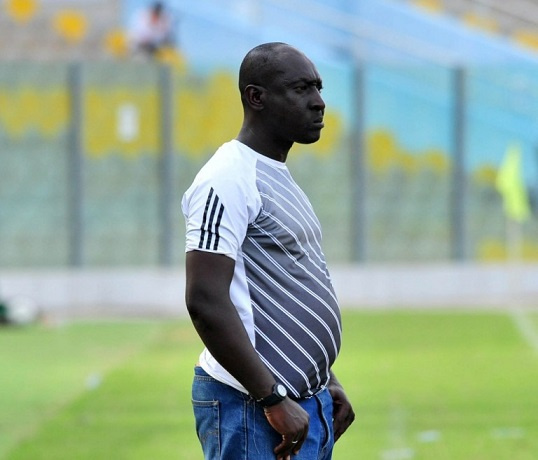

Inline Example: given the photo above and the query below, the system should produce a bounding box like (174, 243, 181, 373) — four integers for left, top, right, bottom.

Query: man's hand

(328, 376, 355, 442)
(263, 398, 310, 460)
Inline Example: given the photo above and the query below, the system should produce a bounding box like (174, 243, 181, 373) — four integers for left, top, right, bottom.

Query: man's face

(262, 49, 326, 146)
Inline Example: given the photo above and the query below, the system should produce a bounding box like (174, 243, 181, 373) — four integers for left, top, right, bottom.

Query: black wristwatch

(256, 383, 287, 407)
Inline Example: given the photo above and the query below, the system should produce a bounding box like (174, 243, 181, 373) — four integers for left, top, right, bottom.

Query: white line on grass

(510, 308, 538, 354)
(504, 261, 538, 354)
(491, 427, 526, 439)
(380, 405, 415, 460)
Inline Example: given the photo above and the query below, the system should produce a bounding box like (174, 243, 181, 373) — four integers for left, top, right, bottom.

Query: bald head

(238, 42, 301, 96)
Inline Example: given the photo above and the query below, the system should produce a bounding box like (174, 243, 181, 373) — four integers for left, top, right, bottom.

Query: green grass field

(1, 310, 538, 460)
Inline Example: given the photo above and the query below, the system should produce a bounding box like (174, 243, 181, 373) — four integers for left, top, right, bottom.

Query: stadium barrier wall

(0, 264, 536, 320)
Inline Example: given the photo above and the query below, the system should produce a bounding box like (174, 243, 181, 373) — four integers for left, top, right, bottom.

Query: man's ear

(244, 84, 265, 111)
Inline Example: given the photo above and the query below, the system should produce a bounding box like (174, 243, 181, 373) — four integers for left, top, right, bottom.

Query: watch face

(276, 384, 287, 398)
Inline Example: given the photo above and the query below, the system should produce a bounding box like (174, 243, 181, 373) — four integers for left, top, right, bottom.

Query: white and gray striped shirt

(182, 140, 341, 399)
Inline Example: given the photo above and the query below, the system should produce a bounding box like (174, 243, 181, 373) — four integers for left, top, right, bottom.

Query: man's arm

(185, 250, 309, 459)
(328, 370, 355, 441)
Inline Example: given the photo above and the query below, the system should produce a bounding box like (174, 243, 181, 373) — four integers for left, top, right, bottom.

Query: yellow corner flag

(495, 144, 531, 222)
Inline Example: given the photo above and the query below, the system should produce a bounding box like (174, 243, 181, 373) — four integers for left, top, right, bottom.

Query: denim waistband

(193, 366, 328, 401)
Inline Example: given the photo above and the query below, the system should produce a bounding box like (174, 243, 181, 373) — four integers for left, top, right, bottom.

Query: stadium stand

(406, 0, 538, 51)
(0, 0, 124, 60)
(1, 0, 538, 315)
(1, 0, 537, 268)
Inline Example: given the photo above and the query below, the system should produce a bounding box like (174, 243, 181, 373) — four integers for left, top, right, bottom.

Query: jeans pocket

(192, 399, 220, 458)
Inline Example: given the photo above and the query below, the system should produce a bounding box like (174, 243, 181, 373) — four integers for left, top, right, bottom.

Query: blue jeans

(192, 366, 334, 459)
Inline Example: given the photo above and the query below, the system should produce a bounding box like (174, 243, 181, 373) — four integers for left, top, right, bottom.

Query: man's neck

(236, 128, 290, 163)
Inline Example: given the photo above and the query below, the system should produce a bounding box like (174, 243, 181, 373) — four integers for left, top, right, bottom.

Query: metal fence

(0, 60, 537, 268)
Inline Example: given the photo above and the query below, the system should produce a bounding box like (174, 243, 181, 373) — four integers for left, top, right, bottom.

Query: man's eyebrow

(286, 77, 323, 87)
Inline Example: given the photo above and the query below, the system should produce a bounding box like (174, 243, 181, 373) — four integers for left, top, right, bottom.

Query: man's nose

(312, 91, 325, 111)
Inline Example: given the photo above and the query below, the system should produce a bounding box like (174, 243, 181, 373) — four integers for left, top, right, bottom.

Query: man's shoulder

(184, 140, 259, 201)
(204, 140, 254, 171)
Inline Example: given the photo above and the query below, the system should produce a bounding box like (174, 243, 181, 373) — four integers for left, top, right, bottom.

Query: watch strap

(256, 383, 287, 407)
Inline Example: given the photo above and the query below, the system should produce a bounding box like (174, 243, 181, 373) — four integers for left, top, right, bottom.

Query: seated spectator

(128, 1, 176, 58)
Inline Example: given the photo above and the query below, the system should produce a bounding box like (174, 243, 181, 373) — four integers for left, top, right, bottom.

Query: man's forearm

(186, 251, 276, 399)
(189, 299, 276, 399)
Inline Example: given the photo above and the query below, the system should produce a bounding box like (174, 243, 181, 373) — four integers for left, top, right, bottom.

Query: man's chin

(297, 134, 322, 145)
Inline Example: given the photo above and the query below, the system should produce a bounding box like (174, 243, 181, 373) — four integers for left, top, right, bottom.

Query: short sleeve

(182, 173, 260, 261)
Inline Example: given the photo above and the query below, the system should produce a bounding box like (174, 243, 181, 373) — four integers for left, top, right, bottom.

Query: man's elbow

(185, 287, 206, 320)
(184, 284, 220, 321)
(185, 290, 224, 339)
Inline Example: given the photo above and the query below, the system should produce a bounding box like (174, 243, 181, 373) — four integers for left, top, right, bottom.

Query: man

(182, 42, 355, 460)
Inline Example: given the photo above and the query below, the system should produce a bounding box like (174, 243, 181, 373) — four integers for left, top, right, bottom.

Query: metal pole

(350, 58, 367, 263)
(451, 67, 466, 261)
(159, 64, 175, 266)
(68, 62, 84, 266)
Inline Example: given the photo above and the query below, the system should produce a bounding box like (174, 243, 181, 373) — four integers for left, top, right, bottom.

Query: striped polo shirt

(182, 139, 341, 399)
